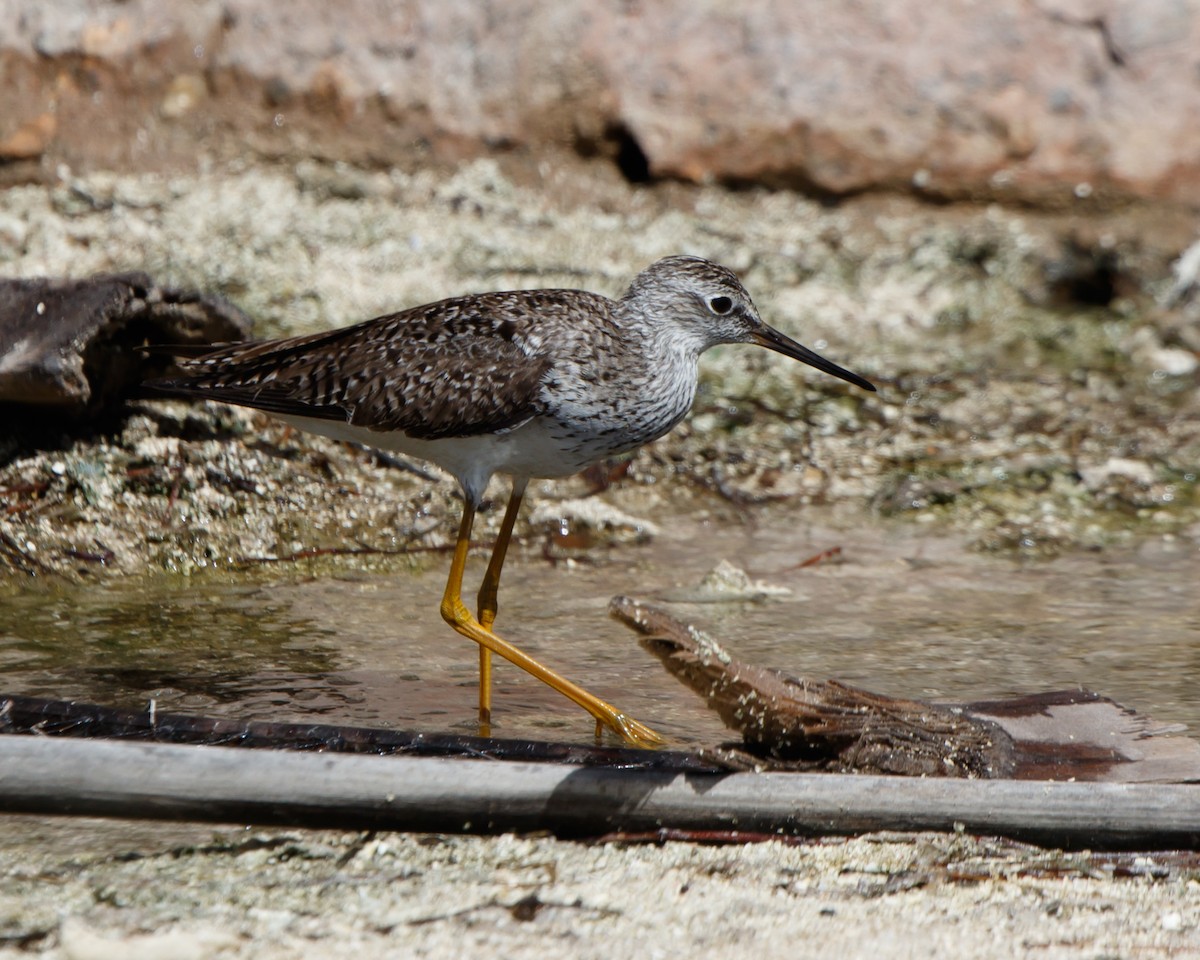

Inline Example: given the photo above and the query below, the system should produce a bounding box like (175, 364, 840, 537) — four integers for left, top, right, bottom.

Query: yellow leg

(477, 646, 493, 736)
(475, 482, 526, 731)
(441, 497, 663, 748)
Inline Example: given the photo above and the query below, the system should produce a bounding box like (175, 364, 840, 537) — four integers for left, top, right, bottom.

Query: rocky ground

(1, 156, 1197, 588)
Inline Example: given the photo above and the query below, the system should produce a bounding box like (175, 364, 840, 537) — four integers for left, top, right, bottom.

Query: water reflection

(0, 581, 347, 716)
(1, 506, 1197, 748)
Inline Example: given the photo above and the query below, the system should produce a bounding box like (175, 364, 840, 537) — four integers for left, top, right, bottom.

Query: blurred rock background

(2, 0, 1199, 206)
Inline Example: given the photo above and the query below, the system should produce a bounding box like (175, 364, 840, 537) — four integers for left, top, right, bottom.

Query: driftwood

(0, 694, 714, 773)
(2, 734, 1200, 850)
(609, 596, 1200, 783)
(0, 273, 250, 417)
(2, 687, 1200, 847)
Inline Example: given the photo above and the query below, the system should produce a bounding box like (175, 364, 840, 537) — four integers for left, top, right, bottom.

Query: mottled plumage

(148, 256, 875, 746)
(150, 257, 872, 499)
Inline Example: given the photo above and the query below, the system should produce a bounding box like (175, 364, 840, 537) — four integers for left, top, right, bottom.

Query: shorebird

(148, 256, 875, 747)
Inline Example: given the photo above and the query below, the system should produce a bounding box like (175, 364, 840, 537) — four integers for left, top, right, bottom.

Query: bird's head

(624, 256, 875, 392)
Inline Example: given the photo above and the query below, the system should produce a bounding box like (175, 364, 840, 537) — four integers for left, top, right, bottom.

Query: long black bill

(751, 325, 876, 392)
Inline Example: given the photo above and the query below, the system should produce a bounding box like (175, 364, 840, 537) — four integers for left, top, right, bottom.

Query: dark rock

(0, 273, 251, 419)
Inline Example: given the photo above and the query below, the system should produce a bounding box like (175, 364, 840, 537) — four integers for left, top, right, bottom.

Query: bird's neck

(618, 302, 705, 366)
(619, 311, 703, 429)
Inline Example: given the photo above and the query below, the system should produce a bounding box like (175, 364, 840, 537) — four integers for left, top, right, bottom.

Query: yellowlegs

(149, 256, 875, 746)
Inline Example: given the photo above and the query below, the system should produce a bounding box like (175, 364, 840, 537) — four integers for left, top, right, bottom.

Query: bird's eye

(708, 296, 734, 315)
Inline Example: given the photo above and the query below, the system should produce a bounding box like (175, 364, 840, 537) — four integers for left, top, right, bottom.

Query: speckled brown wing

(147, 295, 556, 441)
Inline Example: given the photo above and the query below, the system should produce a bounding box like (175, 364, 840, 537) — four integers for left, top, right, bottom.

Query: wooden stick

(2, 736, 1199, 850)
(0, 694, 714, 772)
(609, 596, 1200, 783)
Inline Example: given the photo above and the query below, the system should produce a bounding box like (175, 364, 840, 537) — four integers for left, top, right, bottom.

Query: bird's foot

(595, 709, 665, 748)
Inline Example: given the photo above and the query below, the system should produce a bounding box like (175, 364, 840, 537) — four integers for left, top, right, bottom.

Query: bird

(147, 255, 876, 747)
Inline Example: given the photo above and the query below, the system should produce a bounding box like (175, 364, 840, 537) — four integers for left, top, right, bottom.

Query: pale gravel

(0, 817, 1198, 959)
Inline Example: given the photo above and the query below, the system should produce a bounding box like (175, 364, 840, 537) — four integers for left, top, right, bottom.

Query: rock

(528, 496, 658, 560)
(0, 1, 1198, 205)
(0, 113, 55, 160)
(159, 73, 207, 119)
(1079, 457, 1156, 491)
(585, 2, 1200, 204)
(58, 917, 235, 960)
(0, 273, 251, 418)
(1165, 235, 1200, 306)
(659, 559, 792, 604)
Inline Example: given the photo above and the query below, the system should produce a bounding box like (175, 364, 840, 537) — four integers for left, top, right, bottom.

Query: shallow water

(2, 505, 1198, 748)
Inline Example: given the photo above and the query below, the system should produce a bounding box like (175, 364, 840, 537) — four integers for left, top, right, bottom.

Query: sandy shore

(1, 815, 1198, 959)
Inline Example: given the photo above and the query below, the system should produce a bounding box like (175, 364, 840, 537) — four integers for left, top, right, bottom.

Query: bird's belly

(274, 400, 686, 500)
(499, 404, 688, 477)
(274, 414, 516, 492)
(495, 423, 598, 478)
(271, 412, 614, 497)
